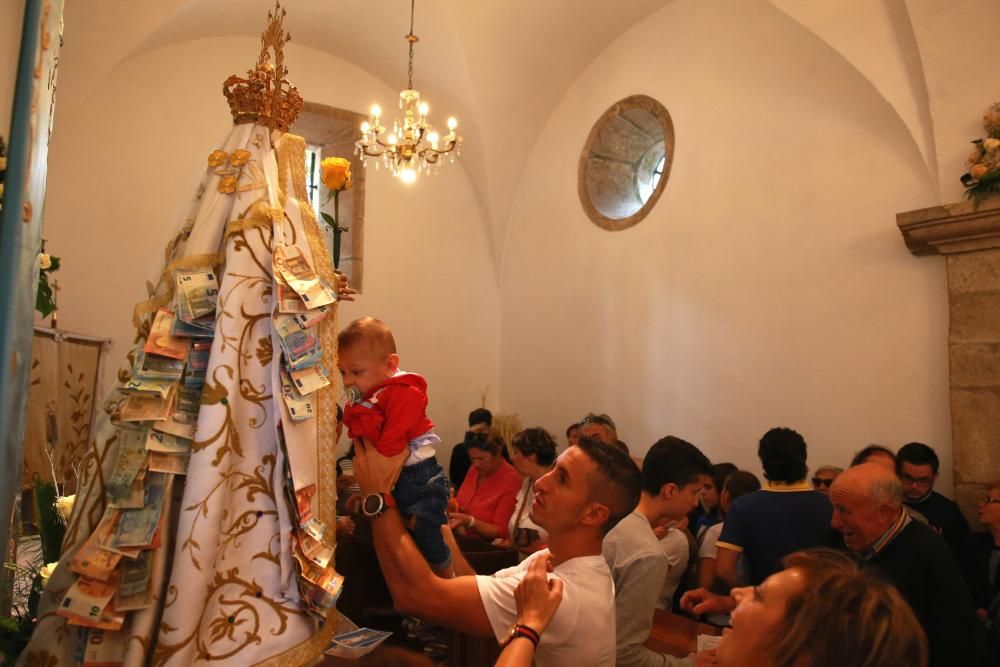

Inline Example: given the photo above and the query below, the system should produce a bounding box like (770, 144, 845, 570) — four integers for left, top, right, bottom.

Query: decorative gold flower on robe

(207, 150, 229, 167)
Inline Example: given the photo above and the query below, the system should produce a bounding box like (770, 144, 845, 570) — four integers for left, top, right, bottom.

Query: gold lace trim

(225, 200, 283, 239)
(132, 253, 225, 331)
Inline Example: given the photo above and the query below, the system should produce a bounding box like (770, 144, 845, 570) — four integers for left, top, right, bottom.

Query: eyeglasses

(900, 473, 934, 487)
(811, 477, 834, 488)
(580, 413, 616, 430)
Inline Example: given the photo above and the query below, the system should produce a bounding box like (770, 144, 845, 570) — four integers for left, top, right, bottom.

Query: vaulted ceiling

(56, 0, 1000, 271)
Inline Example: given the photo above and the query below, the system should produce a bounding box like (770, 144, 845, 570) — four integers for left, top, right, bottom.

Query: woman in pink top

(450, 429, 522, 542)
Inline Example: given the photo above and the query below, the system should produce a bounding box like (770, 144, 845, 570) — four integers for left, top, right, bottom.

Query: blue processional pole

(0, 0, 64, 558)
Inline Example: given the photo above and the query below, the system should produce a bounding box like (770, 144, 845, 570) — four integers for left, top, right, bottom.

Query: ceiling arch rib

(766, 0, 938, 195)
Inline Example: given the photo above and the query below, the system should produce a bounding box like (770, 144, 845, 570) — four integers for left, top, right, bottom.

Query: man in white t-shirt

(352, 435, 642, 666)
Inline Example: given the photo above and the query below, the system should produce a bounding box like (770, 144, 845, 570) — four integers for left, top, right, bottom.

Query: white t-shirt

(476, 549, 616, 667)
(699, 522, 723, 559)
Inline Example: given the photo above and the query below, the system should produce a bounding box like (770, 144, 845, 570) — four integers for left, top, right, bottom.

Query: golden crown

(223, 2, 303, 132)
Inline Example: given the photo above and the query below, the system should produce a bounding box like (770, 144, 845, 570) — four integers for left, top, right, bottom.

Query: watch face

(362, 493, 383, 516)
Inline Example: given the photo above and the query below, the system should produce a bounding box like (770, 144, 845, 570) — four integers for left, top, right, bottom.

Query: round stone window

(578, 95, 674, 231)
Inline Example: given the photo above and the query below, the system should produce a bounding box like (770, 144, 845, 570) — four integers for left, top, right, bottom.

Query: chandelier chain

(407, 0, 416, 90)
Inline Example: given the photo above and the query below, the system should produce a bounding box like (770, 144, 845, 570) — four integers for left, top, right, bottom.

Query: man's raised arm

(351, 438, 494, 636)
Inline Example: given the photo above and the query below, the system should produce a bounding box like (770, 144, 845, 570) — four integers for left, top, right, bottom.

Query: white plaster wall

(499, 1, 953, 492)
(41, 37, 499, 460)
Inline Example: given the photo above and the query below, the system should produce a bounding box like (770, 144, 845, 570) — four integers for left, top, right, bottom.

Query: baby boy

(337, 316, 452, 576)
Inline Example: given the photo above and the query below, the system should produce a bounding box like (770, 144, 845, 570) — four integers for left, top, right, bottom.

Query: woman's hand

(514, 553, 563, 634)
(448, 512, 474, 530)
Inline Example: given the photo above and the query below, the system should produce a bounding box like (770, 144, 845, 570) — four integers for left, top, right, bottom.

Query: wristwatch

(360, 492, 395, 519)
(500, 623, 540, 650)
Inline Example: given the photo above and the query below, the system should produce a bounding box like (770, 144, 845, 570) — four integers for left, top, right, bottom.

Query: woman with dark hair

(683, 549, 928, 667)
(496, 428, 558, 557)
(449, 428, 522, 542)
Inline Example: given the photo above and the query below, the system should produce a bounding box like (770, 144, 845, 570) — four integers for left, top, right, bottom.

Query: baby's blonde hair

(337, 316, 396, 358)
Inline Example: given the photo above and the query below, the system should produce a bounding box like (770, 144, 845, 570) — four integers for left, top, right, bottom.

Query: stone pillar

(897, 196, 1000, 525)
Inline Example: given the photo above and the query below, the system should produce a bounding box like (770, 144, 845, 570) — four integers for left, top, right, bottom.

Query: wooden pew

(645, 608, 723, 658)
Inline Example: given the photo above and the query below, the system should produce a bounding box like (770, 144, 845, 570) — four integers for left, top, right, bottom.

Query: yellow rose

(219, 175, 238, 194)
(984, 138, 1000, 152)
(56, 494, 75, 520)
(971, 164, 988, 179)
(230, 149, 251, 166)
(320, 157, 352, 192)
(207, 150, 228, 167)
(39, 562, 58, 588)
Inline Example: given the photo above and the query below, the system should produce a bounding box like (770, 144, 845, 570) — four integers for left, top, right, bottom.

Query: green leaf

(35, 278, 55, 317)
(320, 212, 336, 227)
(48, 256, 61, 272)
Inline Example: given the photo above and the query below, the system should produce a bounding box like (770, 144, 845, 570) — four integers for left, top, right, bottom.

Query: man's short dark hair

(642, 436, 713, 496)
(724, 470, 762, 501)
(575, 436, 641, 535)
(758, 427, 808, 484)
(850, 444, 896, 468)
(468, 408, 492, 428)
(897, 442, 939, 474)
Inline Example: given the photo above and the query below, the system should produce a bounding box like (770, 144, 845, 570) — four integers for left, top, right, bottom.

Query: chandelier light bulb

(447, 117, 457, 131)
(400, 167, 417, 184)
(370, 104, 382, 118)
(418, 102, 429, 116)
(360, 121, 371, 134)
(387, 133, 398, 145)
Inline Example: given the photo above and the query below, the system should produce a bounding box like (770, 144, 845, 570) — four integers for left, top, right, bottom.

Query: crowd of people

(330, 318, 995, 667)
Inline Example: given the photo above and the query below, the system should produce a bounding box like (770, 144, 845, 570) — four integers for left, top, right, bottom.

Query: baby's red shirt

(342, 372, 435, 456)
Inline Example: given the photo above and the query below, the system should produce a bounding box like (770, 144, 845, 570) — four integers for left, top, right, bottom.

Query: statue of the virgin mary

(20, 5, 347, 665)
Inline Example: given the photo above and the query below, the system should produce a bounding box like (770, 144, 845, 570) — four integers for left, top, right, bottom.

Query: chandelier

(355, 0, 461, 184)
